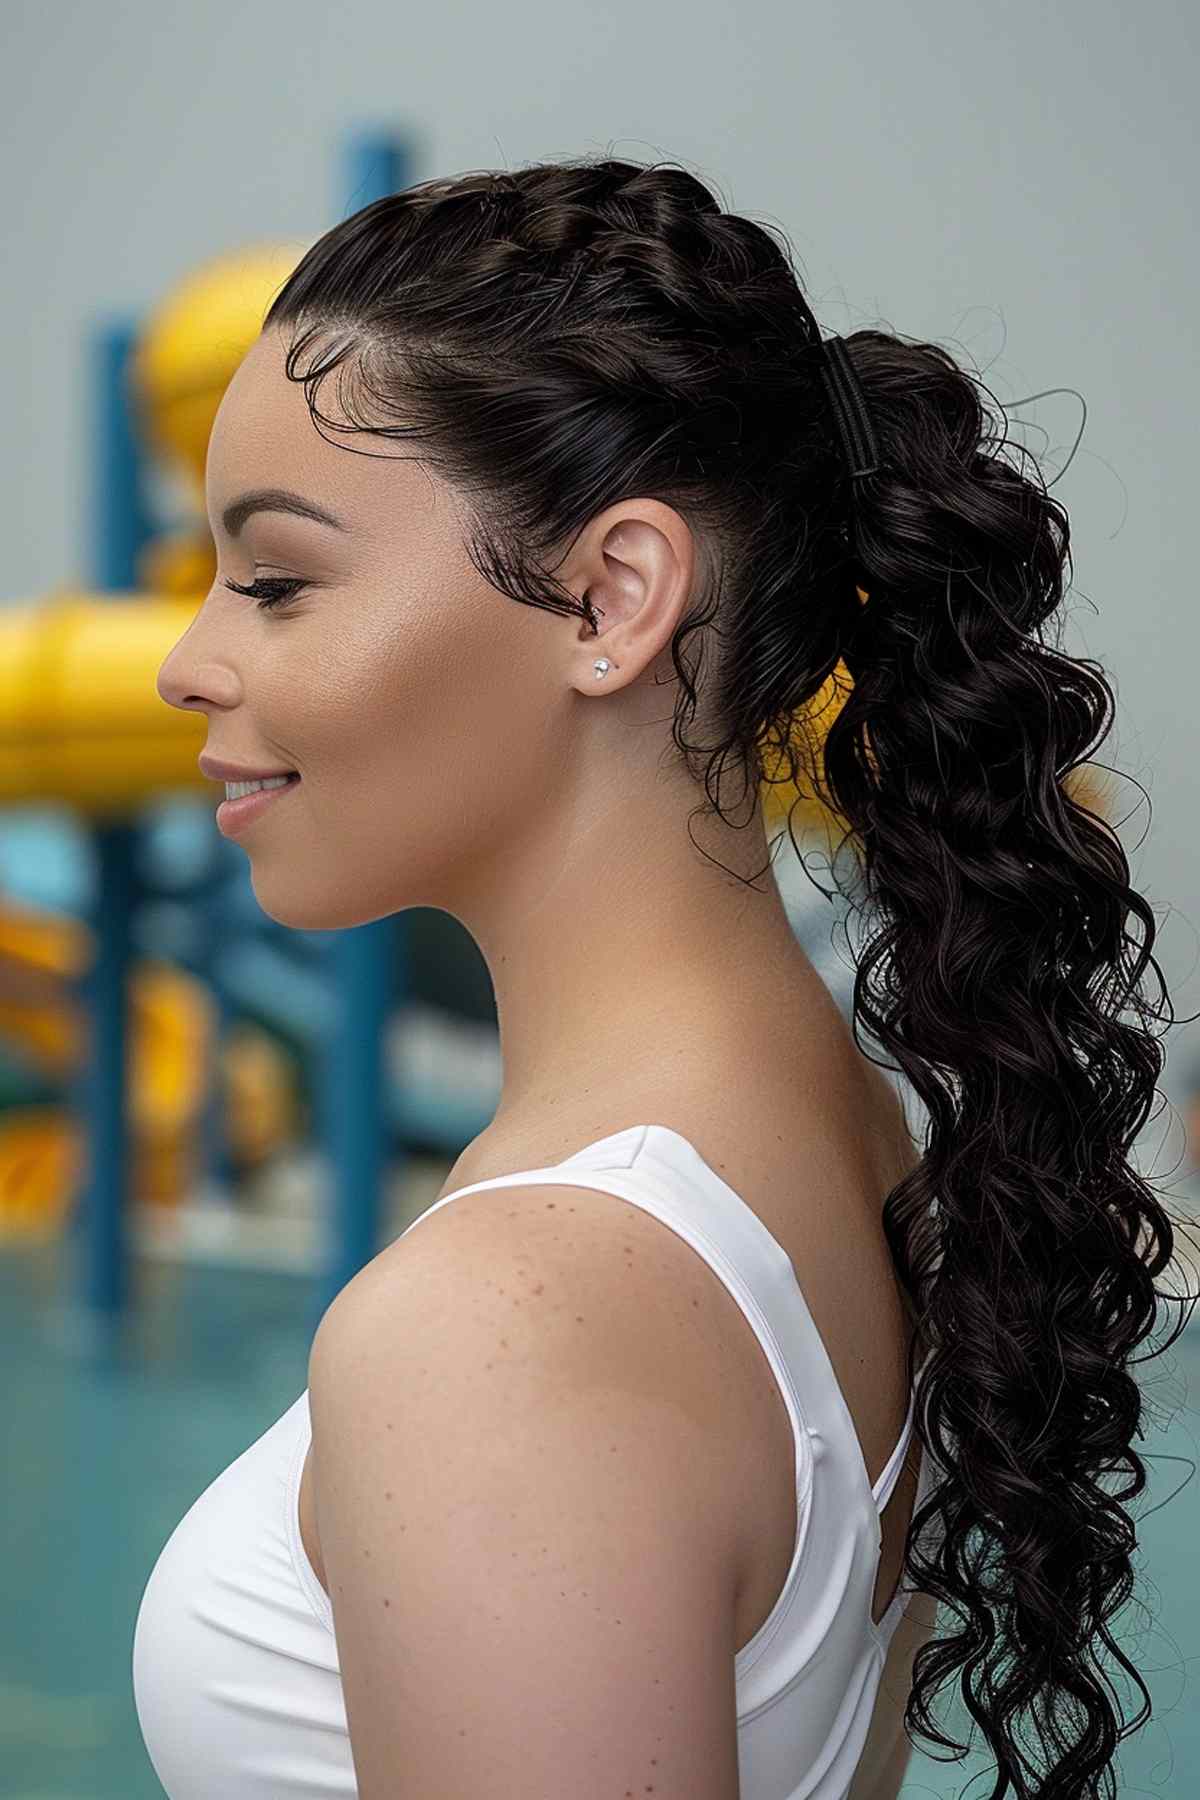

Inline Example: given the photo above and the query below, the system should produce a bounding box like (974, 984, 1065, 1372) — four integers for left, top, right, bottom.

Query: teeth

(225, 775, 293, 800)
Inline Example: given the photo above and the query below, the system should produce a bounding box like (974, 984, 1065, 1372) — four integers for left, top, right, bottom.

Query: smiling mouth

(215, 772, 302, 837)
(223, 773, 301, 796)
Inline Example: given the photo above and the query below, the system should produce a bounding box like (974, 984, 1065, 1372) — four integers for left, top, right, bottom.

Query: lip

(214, 773, 301, 839)
(199, 755, 298, 782)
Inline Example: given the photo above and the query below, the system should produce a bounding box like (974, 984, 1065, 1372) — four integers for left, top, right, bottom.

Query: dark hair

(261, 153, 1194, 1797)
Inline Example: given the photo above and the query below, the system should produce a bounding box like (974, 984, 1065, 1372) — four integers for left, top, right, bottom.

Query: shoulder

(305, 1184, 745, 1797)
(306, 1177, 749, 1593)
(310, 1177, 741, 1483)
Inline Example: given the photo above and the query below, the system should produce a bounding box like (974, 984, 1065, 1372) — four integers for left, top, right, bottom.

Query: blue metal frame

(69, 129, 420, 1340)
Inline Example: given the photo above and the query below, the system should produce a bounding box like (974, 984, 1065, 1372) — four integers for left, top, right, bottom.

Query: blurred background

(2, 2, 1198, 1795)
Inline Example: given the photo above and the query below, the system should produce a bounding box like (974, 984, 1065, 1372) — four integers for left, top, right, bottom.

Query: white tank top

(132, 1122, 939, 1800)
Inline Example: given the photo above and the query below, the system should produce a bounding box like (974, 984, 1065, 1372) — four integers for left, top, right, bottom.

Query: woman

(137, 154, 1185, 1800)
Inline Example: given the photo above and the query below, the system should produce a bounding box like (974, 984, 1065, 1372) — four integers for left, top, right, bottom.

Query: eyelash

(222, 575, 308, 612)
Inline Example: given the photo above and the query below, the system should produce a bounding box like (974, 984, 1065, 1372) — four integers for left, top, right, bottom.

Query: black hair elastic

(815, 335, 882, 481)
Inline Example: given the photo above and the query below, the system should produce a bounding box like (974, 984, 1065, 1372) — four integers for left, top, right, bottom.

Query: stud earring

(593, 658, 613, 679)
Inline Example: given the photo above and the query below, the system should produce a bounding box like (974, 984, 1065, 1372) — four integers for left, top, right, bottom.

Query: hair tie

(815, 336, 881, 481)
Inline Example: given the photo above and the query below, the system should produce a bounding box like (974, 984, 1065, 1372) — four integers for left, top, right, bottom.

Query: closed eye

(222, 575, 308, 612)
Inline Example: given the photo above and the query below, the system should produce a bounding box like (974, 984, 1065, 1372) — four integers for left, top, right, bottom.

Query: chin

(248, 873, 402, 934)
(247, 880, 354, 934)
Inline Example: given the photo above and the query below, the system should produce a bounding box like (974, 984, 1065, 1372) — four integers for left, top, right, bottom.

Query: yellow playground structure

(0, 893, 297, 1243)
(0, 245, 311, 1245)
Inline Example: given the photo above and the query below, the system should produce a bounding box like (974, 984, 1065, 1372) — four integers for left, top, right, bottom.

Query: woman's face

(157, 328, 592, 931)
(157, 328, 814, 1114)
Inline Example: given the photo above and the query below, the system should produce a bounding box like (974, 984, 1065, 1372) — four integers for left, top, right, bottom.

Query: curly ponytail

(805, 329, 1194, 1796)
(261, 151, 1195, 1796)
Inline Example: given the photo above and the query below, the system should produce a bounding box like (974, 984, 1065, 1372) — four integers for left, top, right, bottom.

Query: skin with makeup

(155, 326, 935, 1800)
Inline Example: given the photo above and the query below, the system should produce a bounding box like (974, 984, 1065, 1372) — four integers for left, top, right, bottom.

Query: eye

(222, 575, 308, 612)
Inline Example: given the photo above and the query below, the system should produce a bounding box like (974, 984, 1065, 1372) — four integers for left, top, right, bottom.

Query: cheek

(243, 648, 565, 927)
(278, 600, 561, 829)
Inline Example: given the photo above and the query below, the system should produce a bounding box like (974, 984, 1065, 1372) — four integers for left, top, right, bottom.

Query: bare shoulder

(305, 1182, 746, 1798)
(308, 1175, 753, 1595)
(313, 1175, 749, 1462)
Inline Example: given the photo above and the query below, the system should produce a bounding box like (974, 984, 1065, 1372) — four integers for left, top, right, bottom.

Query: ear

(561, 499, 698, 694)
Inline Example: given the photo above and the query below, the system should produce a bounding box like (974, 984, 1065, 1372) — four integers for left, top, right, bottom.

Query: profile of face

(156, 328, 702, 935)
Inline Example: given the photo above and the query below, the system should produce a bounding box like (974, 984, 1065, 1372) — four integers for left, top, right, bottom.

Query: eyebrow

(220, 488, 349, 538)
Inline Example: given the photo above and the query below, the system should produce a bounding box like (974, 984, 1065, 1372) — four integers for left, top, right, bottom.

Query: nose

(156, 611, 238, 715)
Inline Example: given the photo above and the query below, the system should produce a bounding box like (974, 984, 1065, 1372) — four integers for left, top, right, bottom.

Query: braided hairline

(420, 170, 843, 493)
(462, 167, 795, 296)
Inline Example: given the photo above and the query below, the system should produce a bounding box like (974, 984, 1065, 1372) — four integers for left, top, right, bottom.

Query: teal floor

(3, 1229, 1198, 1799)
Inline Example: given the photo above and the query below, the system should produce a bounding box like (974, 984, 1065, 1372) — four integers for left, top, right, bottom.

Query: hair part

(262, 152, 1195, 1797)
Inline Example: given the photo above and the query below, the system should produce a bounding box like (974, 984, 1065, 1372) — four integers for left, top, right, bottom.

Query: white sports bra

(133, 1121, 939, 1799)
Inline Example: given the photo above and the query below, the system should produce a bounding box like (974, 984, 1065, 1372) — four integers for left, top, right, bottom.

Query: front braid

(263, 152, 1191, 1797)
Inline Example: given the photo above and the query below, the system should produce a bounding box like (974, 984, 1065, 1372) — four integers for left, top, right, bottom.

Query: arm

(308, 1184, 744, 1799)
